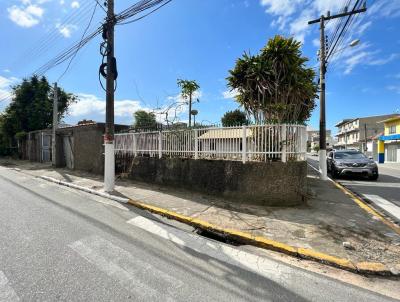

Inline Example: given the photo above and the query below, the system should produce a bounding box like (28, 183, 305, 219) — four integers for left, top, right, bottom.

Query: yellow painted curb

(127, 198, 395, 276)
(333, 181, 400, 235)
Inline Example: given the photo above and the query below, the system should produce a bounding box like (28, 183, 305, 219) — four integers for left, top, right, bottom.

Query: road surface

(307, 155, 400, 222)
(0, 166, 397, 302)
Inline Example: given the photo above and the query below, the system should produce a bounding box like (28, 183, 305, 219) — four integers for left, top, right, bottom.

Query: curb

(127, 199, 397, 276)
(39, 176, 130, 204)
(332, 180, 400, 236)
(38, 175, 398, 276)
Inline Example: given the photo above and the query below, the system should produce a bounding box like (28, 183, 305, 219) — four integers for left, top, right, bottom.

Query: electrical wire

(57, 2, 99, 82)
(10, 1, 96, 72)
(326, 0, 362, 62)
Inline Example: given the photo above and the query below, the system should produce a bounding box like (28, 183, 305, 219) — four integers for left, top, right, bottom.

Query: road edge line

(333, 181, 400, 235)
(308, 162, 400, 235)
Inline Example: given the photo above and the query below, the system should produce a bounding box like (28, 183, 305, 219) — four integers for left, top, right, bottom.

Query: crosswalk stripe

(69, 236, 182, 301)
(0, 271, 20, 302)
(339, 181, 400, 188)
(363, 194, 400, 220)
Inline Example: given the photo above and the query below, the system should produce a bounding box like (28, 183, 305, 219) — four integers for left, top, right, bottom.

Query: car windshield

(334, 152, 366, 159)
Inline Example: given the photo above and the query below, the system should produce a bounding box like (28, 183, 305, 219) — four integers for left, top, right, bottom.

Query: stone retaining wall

(127, 157, 307, 206)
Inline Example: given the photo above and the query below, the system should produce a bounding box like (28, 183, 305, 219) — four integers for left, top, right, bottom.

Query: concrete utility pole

(104, 0, 116, 192)
(52, 82, 58, 166)
(308, 3, 366, 180)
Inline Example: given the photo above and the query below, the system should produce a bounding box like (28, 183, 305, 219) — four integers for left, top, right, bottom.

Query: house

(334, 114, 398, 152)
(377, 115, 400, 163)
(22, 122, 129, 174)
(198, 128, 252, 157)
(306, 129, 334, 151)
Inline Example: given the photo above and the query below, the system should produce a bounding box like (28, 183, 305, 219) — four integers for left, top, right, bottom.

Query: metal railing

(114, 124, 307, 162)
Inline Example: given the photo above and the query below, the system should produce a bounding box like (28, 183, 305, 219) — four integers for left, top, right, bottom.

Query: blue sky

(0, 0, 399, 133)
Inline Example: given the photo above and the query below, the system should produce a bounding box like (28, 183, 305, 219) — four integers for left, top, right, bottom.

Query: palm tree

(227, 35, 318, 124)
(177, 79, 200, 127)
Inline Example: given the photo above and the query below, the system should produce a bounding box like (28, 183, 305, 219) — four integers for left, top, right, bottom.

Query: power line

(10, 1, 96, 72)
(57, 2, 99, 82)
(326, 0, 364, 62)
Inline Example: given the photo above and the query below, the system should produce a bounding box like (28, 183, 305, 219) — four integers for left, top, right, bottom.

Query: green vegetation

(221, 109, 248, 127)
(177, 79, 200, 127)
(0, 75, 75, 155)
(133, 110, 157, 129)
(227, 35, 318, 124)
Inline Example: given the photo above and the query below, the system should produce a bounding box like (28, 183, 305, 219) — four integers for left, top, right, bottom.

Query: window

(389, 125, 397, 134)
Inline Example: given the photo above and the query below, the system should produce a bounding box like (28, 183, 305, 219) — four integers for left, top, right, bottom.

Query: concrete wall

(127, 157, 307, 206)
(56, 123, 129, 174)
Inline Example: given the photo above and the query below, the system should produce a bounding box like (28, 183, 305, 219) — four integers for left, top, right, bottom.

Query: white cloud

(222, 89, 239, 99)
(260, 0, 400, 75)
(0, 76, 18, 104)
(8, 4, 44, 28)
(71, 1, 80, 9)
(69, 94, 147, 118)
(56, 23, 78, 38)
(387, 85, 400, 94)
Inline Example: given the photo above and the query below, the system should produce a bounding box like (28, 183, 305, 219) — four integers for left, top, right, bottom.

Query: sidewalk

(1, 158, 400, 274)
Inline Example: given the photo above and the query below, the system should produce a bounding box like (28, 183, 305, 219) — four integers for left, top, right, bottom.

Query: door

(386, 144, 397, 162)
(63, 136, 74, 169)
(41, 133, 52, 163)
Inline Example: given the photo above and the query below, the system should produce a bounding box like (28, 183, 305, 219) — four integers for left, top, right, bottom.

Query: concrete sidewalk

(1, 159, 400, 274)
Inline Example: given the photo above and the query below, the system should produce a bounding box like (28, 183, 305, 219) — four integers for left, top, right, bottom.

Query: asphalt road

(0, 166, 397, 302)
(307, 155, 400, 222)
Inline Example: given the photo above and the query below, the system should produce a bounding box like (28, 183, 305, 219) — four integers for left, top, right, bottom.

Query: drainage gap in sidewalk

(195, 228, 244, 246)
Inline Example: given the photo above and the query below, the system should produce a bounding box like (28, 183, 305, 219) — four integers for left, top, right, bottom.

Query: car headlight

(367, 162, 377, 167)
(335, 161, 345, 167)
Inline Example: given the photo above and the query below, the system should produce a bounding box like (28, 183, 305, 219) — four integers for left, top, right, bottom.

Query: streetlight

(318, 39, 361, 180)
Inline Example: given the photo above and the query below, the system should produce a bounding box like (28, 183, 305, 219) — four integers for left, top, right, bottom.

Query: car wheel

(369, 174, 379, 181)
(331, 168, 339, 179)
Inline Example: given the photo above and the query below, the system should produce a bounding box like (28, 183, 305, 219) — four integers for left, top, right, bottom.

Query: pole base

(104, 142, 115, 192)
(319, 149, 328, 180)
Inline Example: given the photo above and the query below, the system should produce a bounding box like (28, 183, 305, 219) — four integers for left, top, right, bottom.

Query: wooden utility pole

(104, 0, 116, 192)
(308, 3, 366, 180)
(52, 82, 58, 166)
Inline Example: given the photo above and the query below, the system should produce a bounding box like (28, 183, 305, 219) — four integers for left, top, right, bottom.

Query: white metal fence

(114, 124, 307, 162)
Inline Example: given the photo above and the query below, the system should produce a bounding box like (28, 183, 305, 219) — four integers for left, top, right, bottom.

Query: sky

(0, 0, 399, 133)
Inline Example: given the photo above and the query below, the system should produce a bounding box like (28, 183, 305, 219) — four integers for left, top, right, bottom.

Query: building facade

(334, 114, 398, 155)
(307, 130, 334, 151)
(378, 115, 400, 163)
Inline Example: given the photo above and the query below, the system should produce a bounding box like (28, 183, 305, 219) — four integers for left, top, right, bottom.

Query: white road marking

(69, 236, 182, 301)
(340, 181, 400, 188)
(0, 271, 20, 302)
(363, 194, 400, 220)
(127, 217, 292, 285)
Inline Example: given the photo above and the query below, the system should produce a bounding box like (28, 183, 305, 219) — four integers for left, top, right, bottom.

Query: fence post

(133, 133, 137, 157)
(281, 124, 287, 163)
(194, 129, 198, 160)
(242, 125, 247, 163)
(158, 131, 162, 159)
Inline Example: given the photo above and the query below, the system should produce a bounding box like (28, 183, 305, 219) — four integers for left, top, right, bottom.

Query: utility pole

(104, 0, 116, 192)
(52, 82, 58, 166)
(364, 123, 368, 153)
(308, 3, 366, 180)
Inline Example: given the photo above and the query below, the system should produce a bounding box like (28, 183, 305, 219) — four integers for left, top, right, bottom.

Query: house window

(389, 125, 396, 134)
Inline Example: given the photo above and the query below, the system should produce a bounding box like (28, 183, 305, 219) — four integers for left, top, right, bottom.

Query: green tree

(133, 110, 157, 129)
(177, 79, 200, 127)
(0, 75, 75, 148)
(221, 109, 248, 126)
(227, 35, 318, 124)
